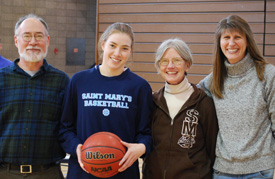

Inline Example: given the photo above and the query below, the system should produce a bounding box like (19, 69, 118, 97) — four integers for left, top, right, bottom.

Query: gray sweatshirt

(199, 53, 275, 174)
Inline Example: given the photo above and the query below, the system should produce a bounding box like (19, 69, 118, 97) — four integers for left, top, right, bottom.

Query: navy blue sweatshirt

(59, 66, 153, 179)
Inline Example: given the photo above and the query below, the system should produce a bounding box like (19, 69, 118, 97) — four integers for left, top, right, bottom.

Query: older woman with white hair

(142, 38, 218, 179)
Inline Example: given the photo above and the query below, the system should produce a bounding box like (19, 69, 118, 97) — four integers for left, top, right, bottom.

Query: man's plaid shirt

(0, 59, 69, 165)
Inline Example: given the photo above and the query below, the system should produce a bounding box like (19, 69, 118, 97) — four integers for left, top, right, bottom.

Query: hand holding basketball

(76, 144, 88, 173)
(118, 141, 146, 172)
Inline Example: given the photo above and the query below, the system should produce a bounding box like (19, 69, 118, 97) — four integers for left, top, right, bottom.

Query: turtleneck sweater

(199, 53, 275, 174)
(164, 77, 194, 121)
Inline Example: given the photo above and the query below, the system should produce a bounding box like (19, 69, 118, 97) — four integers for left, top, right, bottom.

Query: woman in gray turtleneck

(143, 38, 218, 179)
(199, 15, 275, 178)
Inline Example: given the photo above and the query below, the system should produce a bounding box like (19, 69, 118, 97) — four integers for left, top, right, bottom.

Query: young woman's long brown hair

(97, 22, 134, 61)
(211, 15, 267, 98)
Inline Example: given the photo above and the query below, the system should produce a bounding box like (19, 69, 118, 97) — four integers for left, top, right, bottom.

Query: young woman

(59, 23, 153, 179)
(143, 38, 218, 179)
(199, 15, 275, 178)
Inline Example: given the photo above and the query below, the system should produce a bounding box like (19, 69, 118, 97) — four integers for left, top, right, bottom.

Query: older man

(0, 37, 12, 68)
(0, 14, 69, 178)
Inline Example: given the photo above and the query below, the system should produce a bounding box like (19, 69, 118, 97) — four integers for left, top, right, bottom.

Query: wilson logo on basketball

(81, 132, 126, 177)
(85, 151, 115, 160)
(91, 166, 112, 173)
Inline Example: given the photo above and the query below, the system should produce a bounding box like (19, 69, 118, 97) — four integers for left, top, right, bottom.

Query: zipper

(157, 104, 172, 178)
(171, 106, 187, 126)
(157, 103, 190, 178)
(155, 86, 203, 178)
(157, 104, 178, 179)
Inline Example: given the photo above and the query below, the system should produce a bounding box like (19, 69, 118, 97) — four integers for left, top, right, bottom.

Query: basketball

(81, 132, 126, 178)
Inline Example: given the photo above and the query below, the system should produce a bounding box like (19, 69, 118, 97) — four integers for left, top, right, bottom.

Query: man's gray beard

(19, 48, 48, 62)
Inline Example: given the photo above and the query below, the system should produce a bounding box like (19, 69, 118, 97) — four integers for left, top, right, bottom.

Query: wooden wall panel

(134, 44, 215, 54)
(265, 46, 275, 56)
(267, 1, 275, 12)
(99, 23, 264, 33)
(134, 34, 263, 44)
(100, 0, 240, 3)
(99, 2, 264, 13)
(265, 1, 275, 57)
(99, 12, 264, 23)
(266, 57, 275, 65)
(265, 34, 275, 45)
(98, 0, 274, 92)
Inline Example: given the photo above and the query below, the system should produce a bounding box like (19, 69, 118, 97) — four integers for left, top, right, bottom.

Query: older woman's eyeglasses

(159, 58, 184, 66)
(20, 33, 45, 42)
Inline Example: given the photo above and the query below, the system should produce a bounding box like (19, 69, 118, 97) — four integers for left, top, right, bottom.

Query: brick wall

(0, 0, 97, 77)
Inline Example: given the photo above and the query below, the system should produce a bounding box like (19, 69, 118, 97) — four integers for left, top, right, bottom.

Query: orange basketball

(81, 132, 126, 178)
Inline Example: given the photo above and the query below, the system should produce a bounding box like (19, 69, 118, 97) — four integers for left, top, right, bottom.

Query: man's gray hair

(14, 14, 49, 36)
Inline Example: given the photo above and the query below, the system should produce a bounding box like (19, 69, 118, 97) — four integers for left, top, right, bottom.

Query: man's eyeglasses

(20, 33, 45, 42)
(159, 57, 184, 66)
